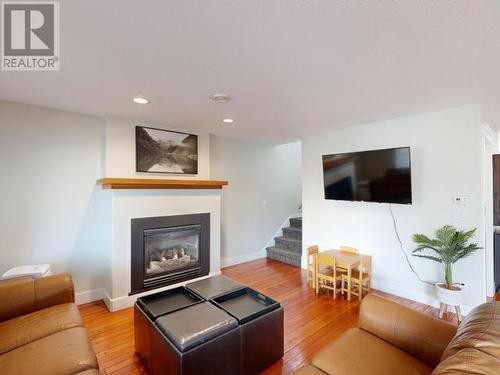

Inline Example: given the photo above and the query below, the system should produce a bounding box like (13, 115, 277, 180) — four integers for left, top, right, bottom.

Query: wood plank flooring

(79, 258, 458, 375)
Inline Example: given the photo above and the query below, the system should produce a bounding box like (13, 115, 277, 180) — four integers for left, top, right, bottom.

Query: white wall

(302, 105, 486, 312)
(0, 100, 302, 308)
(104, 116, 210, 179)
(96, 116, 219, 310)
(0, 101, 108, 300)
(210, 136, 302, 266)
(0, 102, 216, 304)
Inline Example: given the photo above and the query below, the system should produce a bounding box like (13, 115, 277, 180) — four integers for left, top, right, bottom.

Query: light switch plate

(453, 195, 470, 205)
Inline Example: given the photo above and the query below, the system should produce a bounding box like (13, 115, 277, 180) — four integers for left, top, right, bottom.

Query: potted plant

(412, 225, 481, 309)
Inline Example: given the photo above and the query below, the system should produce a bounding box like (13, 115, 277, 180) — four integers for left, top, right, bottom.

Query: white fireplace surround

(98, 117, 222, 311)
(103, 189, 222, 311)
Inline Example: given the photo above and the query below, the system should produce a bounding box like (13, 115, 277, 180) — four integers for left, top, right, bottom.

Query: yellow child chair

(342, 255, 372, 301)
(315, 253, 343, 298)
(306, 245, 319, 289)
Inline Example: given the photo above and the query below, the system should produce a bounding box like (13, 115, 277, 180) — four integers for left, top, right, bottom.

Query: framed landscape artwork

(135, 126, 198, 174)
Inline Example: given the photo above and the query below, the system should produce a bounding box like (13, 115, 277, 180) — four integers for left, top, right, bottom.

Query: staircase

(266, 217, 302, 267)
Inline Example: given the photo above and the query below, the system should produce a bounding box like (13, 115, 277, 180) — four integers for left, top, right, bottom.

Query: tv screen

(322, 147, 412, 204)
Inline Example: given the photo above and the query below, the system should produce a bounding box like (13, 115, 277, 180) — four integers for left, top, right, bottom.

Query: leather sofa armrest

(359, 294, 457, 368)
(0, 273, 75, 322)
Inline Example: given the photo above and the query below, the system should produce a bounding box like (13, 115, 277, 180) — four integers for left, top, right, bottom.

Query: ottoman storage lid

(137, 286, 203, 320)
(212, 287, 281, 324)
(185, 275, 244, 300)
(156, 302, 238, 352)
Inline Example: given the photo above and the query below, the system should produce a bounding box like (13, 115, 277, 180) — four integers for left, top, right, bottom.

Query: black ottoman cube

(135, 300, 241, 375)
(135, 287, 203, 372)
(137, 286, 203, 320)
(185, 275, 244, 300)
(212, 287, 284, 375)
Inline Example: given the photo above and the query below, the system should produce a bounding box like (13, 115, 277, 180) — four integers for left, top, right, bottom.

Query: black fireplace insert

(130, 213, 210, 295)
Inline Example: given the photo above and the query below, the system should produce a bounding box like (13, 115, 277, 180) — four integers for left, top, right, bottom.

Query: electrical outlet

(453, 195, 470, 205)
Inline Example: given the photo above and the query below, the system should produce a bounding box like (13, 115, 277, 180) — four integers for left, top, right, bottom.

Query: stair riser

(275, 237, 301, 252)
(266, 249, 301, 267)
(282, 227, 302, 240)
(289, 218, 302, 229)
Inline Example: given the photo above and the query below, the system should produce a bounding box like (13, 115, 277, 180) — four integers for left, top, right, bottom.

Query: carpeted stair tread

(266, 246, 301, 267)
(275, 236, 301, 244)
(282, 226, 302, 240)
(266, 216, 302, 267)
(289, 217, 302, 229)
(266, 246, 299, 256)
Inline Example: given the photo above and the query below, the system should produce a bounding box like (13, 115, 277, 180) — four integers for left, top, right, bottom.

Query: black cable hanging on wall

(388, 203, 434, 286)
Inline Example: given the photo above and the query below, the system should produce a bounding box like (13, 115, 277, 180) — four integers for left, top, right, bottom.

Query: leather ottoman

(212, 287, 284, 375)
(135, 300, 240, 375)
(185, 275, 244, 300)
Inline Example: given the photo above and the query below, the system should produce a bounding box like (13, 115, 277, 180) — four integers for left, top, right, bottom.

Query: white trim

(221, 250, 266, 268)
(482, 122, 496, 145)
(75, 289, 103, 305)
(481, 122, 498, 299)
(102, 271, 221, 312)
(372, 280, 475, 316)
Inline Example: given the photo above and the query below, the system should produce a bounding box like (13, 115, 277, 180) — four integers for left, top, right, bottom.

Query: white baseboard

(102, 271, 222, 312)
(372, 280, 475, 316)
(75, 288, 103, 305)
(220, 250, 266, 268)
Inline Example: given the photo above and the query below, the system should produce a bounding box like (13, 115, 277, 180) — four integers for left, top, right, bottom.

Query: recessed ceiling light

(222, 118, 235, 124)
(133, 97, 150, 104)
(210, 94, 231, 103)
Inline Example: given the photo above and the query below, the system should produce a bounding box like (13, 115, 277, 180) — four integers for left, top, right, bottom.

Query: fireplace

(130, 213, 210, 295)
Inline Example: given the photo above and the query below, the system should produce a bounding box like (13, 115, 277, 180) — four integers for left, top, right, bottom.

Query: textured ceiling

(1, 0, 499, 143)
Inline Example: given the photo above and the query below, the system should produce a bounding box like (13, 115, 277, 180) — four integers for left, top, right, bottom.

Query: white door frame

(481, 123, 496, 298)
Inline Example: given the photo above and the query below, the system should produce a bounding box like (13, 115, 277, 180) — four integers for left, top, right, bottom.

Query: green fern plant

(412, 225, 481, 290)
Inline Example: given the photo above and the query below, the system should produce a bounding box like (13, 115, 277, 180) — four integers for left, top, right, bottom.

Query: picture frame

(135, 126, 198, 174)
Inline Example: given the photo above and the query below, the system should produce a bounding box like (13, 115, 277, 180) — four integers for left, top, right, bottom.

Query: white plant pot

(435, 283, 464, 306)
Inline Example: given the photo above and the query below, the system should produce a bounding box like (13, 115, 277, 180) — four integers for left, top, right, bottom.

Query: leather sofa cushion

(432, 348, 500, 374)
(441, 301, 500, 362)
(359, 294, 457, 367)
(0, 303, 82, 355)
(311, 328, 432, 375)
(0, 327, 98, 375)
(156, 301, 238, 352)
(186, 275, 244, 300)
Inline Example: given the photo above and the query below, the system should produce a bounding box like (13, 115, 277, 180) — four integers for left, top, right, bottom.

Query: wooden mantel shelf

(96, 178, 228, 190)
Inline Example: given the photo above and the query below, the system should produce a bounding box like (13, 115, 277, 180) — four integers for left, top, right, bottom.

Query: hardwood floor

(79, 258, 458, 375)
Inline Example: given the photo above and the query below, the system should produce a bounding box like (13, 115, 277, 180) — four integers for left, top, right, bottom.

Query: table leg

(312, 257, 316, 291)
(455, 305, 462, 322)
(439, 303, 446, 319)
(347, 267, 352, 301)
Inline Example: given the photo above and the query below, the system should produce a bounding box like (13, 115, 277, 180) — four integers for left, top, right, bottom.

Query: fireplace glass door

(144, 224, 201, 278)
(130, 213, 210, 295)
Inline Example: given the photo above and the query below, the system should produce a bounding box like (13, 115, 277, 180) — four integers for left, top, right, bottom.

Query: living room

(0, 1, 499, 375)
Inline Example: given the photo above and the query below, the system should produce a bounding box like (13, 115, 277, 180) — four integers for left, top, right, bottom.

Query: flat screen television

(322, 147, 412, 204)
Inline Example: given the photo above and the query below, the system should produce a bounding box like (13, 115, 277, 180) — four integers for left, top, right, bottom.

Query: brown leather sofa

(293, 294, 500, 375)
(0, 273, 99, 375)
